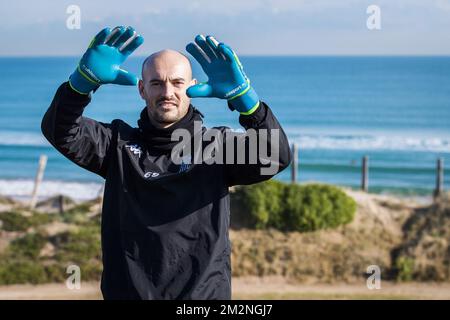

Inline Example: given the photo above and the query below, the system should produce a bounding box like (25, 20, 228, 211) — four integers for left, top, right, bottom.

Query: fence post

(30, 155, 47, 209)
(434, 157, 444, 199)
(362, 156, 369, 192)
(58, 194, 65, 214)
(291, 143, 298, 183)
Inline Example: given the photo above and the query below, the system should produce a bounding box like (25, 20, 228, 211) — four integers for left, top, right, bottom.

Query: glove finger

(105, 26, 126, 46)
(186, 82, 213, 98)
(194, 34, 218, 61)
(114, 26, 135, 49)
(220, 42, 243, 70)
(89, 27, 111, 48)
(217, 43, 235, 63)
(205, 35, 226, 60)
(113, 68, 139, 85)
(186, 42, 210, 70)
(120, 34, 144, 56)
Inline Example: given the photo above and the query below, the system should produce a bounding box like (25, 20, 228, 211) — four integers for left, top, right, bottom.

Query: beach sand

(0, 278, 449, 300)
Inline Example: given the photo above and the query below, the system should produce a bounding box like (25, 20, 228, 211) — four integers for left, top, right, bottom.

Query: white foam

(0, 131, 48, 147)
(0, 179, 103, 201)
(1, 129, 450, 153)
(289, 133, 450, 153)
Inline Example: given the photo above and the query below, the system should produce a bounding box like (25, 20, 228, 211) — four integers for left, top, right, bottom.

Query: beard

(148, 99, 189, 127)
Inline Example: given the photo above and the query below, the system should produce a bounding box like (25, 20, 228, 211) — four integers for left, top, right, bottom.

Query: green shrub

(7, 232, 47, 259)
(60, 203, 93, 225)
(42, 263, 67, 283)
(29, 213, 55, 226)
(0, 260, 48, 285)
(0, 226, 102, 284)
(0, 205, 103, 285)
(52, 227, 101, 263)
(231, 180, 285, 229)
(231, 181, 356, 232)
(78, 262, 103, 281)
(395, 257, 415, 282)
(0, 211, 31, 231)
(0, 211, 55, 232)
(284, 184, 356, 232)
(0, 260, 70, 285)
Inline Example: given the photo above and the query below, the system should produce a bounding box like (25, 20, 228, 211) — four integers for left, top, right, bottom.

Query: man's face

(138, 50, 196, 128)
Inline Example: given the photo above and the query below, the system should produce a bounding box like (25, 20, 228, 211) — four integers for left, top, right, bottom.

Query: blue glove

(69, 26, 144, 95)
(186, 35, 260, 115)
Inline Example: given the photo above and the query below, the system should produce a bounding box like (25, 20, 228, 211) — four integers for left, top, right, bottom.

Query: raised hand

(186, 35, 260, 115)
(69, 26, 144, 95)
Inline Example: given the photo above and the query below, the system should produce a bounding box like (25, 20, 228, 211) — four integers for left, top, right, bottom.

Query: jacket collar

(137, 104, 204, 153)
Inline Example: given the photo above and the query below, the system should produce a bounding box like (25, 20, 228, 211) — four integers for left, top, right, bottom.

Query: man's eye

(150, 82, 160, 86)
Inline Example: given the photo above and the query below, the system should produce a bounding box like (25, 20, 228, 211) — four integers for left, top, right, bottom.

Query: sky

(0, 0, 449, 56)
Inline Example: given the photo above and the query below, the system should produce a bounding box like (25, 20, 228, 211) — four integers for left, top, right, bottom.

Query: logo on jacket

(144, 171, 160, 178)
(178, 155, 191, 173)
(126, 144, 142, 158)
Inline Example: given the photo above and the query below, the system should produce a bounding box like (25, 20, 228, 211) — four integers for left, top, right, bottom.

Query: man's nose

(161, 83, 175, 98)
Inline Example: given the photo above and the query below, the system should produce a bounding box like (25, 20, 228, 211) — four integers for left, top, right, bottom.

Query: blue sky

(1, 0, 449, 56)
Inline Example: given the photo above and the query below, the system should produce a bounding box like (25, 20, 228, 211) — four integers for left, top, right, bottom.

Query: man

(42, 25, 291, 300)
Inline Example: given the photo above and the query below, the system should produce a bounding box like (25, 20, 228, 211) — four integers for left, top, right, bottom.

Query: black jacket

(41, 82, 291, 300)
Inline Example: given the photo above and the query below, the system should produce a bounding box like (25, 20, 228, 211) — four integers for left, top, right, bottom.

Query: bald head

(141, 49, 192, 82)
(138, 49, 197, 128)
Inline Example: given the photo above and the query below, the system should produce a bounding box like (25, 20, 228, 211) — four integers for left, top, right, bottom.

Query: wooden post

(58, 194, 65, 214)
(434, 157, 444, 199)
(362, 156, 369, 192)
(30, 155, 47, 209)
(291, 143, 298, 183)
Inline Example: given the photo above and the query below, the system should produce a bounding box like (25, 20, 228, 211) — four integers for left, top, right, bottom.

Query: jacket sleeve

(223, 101, 292, 186)
(41, 82, 113, 178)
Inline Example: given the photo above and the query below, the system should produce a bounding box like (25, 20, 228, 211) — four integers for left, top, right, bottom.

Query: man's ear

(190, 78, 197, 86)
(138, 79, 145, 100)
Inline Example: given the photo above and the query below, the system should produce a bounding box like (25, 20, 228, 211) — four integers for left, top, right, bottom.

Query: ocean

(0, 56, 449, 200)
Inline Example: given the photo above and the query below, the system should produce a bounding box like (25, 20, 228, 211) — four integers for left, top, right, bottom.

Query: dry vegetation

(0, 188, 449, 299)
(230, 189, 420, 282)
